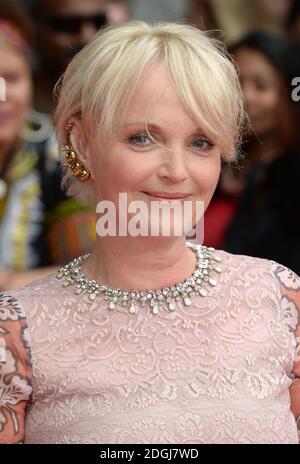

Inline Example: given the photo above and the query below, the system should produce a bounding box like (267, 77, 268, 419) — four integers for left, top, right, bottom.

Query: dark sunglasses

(42, 13, 108, 33)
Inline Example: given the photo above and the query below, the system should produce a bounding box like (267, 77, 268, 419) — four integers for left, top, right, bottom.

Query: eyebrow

(124, 122, 161, 130)
(123, 122, 207, 135)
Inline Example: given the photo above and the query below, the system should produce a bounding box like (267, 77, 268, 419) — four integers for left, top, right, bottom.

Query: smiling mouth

(142, 191, 190, 200)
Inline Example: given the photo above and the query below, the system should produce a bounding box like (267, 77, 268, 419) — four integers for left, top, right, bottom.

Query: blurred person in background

(126, 0, 187, 23)
(222, 31, 300, 274)
(286, 0, 300, 42)
(260, 0, 292, 28)
(0, 0, 95, 290)
(260, 0, 300, 43)
(26, 0, 130, 113)
(186, 0, 218, 31)
(186, 0, 283, 44)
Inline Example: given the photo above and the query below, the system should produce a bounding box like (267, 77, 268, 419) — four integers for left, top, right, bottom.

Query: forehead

(126, 65, 188, 120)
(0, 47, 29, 72)
(41, 0, 108, 15)
(234, 48, 281, 80)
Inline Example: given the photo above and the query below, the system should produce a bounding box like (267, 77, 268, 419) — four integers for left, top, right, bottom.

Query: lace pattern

(0, 294, 32, 443)
(0, 249, 299, 444)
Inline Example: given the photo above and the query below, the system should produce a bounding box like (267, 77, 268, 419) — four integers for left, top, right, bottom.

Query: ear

(66, 117, 94, 179)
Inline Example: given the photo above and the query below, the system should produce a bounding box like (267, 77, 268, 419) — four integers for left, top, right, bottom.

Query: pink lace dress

(0, 249, 299, 444)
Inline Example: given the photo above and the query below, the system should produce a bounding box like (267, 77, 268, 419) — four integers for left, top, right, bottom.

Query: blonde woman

(0, 21, 299, 444)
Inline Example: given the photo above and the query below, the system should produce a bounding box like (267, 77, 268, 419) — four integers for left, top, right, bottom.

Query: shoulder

(1, 271, 66, 313)
(216, 248, 299, 278)
(214, 248, 280, 279)
(269, 260, 300, 292)
(216, 248, 300, 323)
(0, 293, 34, 444)
(0, 272, 77, 345)
(216, 248, 300, 299)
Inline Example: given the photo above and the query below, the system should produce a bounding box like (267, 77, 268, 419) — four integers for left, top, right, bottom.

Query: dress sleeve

(0, 293, 33, 444)
(271, 262, 300, 443)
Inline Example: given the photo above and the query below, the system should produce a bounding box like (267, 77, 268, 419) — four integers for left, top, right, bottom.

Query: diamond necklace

(56, 242, 222, 315)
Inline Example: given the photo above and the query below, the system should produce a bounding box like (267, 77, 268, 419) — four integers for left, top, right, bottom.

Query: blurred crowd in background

(0, 0, 299, 290)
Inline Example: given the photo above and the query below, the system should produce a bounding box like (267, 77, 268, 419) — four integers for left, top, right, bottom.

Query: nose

(158, 147, 189, 184)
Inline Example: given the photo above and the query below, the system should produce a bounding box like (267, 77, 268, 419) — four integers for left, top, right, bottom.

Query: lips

(142, 191, 190, 200)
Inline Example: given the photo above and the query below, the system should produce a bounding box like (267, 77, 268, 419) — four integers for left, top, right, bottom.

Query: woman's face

(0, 46, 32, 148)
(234, 47, 284, 137)
(86, 65, 222, 237)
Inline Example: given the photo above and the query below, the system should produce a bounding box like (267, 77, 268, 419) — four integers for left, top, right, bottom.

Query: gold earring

(62, 123, 91, 183)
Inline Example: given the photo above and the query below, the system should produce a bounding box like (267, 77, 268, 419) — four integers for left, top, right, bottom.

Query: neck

(83, 236, 196, 291)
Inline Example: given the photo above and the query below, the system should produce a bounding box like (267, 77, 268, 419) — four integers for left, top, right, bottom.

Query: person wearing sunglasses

(29, 0, 130, 113)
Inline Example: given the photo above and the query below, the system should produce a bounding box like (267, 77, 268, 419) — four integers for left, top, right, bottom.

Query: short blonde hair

(54, 20, 245, 202)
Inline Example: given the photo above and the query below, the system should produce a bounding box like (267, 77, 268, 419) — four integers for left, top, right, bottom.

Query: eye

(190, 137, 213, 151)
(128, 133, 152, 146)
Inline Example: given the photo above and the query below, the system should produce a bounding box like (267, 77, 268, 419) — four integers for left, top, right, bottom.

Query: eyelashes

(190, 138, 213, 150)
(127, 132, 214, 151)
(128, 134, 152, 146)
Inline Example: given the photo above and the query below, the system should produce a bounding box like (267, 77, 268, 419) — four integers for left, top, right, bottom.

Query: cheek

(0, 78, 32, 142)
(261, 89, 281, 113)
(192, 157, 221, 195)
(106, 153, 153, 185)
(10, 78, 32, 114)
(188, 157, 221, 224)
(92, 150, 153, 198)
